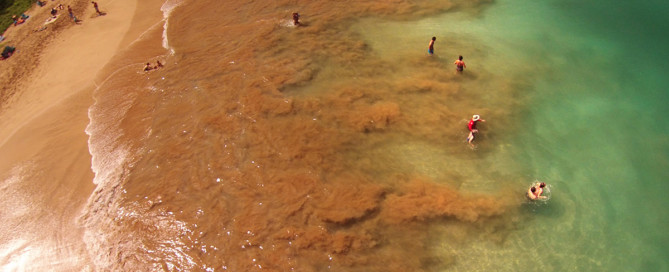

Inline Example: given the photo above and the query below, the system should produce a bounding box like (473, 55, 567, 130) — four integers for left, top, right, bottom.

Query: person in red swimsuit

(466, 114, 486, 146)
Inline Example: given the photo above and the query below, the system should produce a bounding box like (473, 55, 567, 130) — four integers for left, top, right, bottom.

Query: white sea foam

(160, 0, 183, 54)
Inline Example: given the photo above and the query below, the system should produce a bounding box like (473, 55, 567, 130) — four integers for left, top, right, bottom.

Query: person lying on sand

(1, 46, 16, 60)
(12, 15, 26, 26)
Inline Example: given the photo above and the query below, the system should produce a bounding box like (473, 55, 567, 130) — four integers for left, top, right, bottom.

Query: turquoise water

(479, 0, 669, 270)
(355, 0, 669, 270)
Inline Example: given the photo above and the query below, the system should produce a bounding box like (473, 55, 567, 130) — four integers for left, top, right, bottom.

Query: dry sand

(0, 0, 165, 270)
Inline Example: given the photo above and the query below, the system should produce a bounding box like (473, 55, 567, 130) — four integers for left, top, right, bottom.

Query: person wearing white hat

(466, 114, 486, 146)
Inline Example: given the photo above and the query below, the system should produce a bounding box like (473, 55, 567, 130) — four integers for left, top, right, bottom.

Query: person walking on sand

(428, 37, 436, 55)
(454, 55, 466, 72)
(67, 5, 78, 22)
(466, 114, 486, 146)
(91, 1, 102, 15)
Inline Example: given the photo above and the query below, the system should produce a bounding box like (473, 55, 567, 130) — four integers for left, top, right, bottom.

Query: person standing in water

(428, 37, 436, 55)
(454, 55, 466, 72)
(292, 12, 300, 26)
(466, 114, 485, 146)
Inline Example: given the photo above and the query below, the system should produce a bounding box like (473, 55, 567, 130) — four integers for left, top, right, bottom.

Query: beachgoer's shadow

(527, 199, 564, 218)
(90, 12, 107, 18)
(454, 71, 478, 80)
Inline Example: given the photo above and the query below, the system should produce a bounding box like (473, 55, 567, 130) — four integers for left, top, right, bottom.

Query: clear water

(349, 0, 669, 270)
(419, 0, 669, 270)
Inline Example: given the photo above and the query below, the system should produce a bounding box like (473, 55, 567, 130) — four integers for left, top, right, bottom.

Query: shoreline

(0, 0, 166, 270)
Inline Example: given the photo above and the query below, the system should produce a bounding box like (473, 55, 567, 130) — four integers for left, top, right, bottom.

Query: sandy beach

(0, 0, 164, 269)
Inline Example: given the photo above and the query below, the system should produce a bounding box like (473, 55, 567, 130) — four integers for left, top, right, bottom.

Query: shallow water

(79, 0, 669, 271)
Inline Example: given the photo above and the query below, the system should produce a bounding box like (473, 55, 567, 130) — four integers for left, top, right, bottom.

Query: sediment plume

(81, 0, 525, 270)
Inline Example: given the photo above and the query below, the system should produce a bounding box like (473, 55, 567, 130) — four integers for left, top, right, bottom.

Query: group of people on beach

(44, 1, 104, 23)
(2, 0, 110, 60)
(11, 14, 29, 26)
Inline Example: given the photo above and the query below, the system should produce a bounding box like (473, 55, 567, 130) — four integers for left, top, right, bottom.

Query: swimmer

(144, 62, 153, 72)
(527, 183, 547, 200)
(428, 37, 436, 55)
(535, 182, 546, 196)
(454, 55, 466, 72)
(466, 114, 486, 146)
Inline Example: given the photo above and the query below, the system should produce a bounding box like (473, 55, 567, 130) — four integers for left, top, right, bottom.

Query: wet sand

(0, 0, 164, 269)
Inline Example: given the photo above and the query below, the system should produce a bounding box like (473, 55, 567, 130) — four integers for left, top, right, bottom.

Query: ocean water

(439, 0, 669, 270)
(81, 0, 669, 271)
